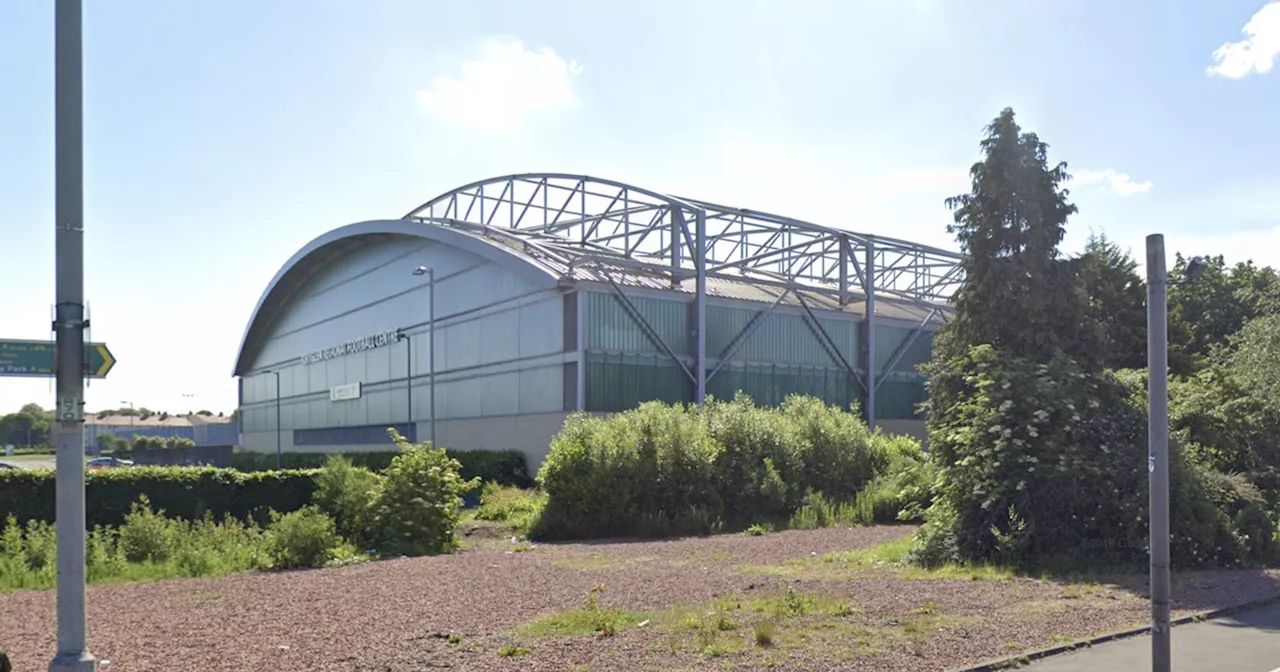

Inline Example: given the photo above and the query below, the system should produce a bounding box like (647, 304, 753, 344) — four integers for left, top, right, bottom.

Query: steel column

(865, 239, 877, 428)
(695, 209, 707, 405)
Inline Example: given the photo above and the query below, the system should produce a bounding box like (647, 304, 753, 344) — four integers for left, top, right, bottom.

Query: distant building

(84, 412, 238, 450)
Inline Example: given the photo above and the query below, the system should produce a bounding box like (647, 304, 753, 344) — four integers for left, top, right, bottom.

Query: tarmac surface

(1025, 601, 1280, 671)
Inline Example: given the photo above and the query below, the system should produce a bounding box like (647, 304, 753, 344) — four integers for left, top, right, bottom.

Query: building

(232, 173, 962, 470)
(85, 412, 238, 450)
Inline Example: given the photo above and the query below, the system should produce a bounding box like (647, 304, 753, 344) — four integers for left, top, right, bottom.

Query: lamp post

(412, 266, 436, 446)
(397, 331, 413, 441)
(1146, 236, 1207, 672)
(264, 370, 282, 470)
(50, 0, 96, 668)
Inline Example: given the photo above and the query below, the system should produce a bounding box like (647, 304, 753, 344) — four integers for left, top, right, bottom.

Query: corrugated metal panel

(874, 325, 933, 373)
(707, 305, 857, 367)
(875, 373, 928, 420)
(584, 291, 690, 355)
(585, 351, 693, 412)
(707, 362, 854, 409)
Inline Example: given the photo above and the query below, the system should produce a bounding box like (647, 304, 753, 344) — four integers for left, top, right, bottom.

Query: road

(1, 454, 55, 470)
(1025, 601, 1280, 671)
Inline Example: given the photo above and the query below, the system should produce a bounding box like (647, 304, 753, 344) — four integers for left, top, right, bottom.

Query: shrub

(118, 495, 181, 563)
(535, 402, 722, 540)
(533, 394, 933, 540)
(370, 430, 478, 556)
(231, 448, 534, 487)
(0, 467, 318, 532)
(914, 344, 1240, 571)
(2, 498, 270, 592)
(781, 395, 881, 502)
(264, 505, 351, 569)
(312, 455, 382, 548)
(705, 394, 802, 523)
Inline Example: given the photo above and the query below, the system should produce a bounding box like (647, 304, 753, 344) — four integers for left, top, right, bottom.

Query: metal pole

(694, 210, 706, 405)
(429, 271, 436, 446)
(405, 333, 413, 441)
(274, 371, 282, 470)
(1146, 233, 1171, 672)
(50, 0, 96, 668)
(865, 239, 877, 428)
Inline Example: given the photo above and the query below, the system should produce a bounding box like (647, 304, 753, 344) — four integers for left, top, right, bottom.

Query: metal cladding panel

(249, 237, 536, 373)
(875, 373, 929, 419)
(481, 372, 520, 417)
(874, 325, 933, 373)
(585, 291, 690, 355)
(585, 351, 693, 412)
(518, 297, 564, 358)
(706, 362, 854, 409)
(519, 366, 564, 414)
(706, 304, 856, 368)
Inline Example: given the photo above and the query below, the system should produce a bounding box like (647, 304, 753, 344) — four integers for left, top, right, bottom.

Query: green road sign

(0, 339, 116, 378)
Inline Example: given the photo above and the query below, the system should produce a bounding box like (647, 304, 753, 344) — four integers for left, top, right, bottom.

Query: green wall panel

(706, 305, 856, 367)
(875, 372, 929, 420)
(706, 362, 854, 409)
(874, 325, 933, 373)
(585, 352, 693, 412)
(585, 291, 690, 355)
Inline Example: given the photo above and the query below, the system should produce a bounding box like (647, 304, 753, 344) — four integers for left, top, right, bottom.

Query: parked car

(86, 456, 134, 470)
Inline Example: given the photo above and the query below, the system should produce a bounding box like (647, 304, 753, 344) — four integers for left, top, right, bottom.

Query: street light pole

(1146, 234, 1171, 672)
(266, 371, 282, 470)
(397, 332, 413, 441)
(413, 266, 437, 446)
(50, 0, 97, 669)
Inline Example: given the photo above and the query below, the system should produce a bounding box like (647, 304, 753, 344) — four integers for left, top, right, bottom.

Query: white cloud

(416, 39, 584, 131)
(1071, 168, 1154, 196)
(1207, 1, 1280, 79)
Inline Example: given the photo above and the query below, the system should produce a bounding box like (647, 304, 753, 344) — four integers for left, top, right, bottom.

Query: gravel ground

(3, 525, 1279, 672)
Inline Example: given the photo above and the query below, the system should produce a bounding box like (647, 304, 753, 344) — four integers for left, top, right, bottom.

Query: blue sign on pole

(0, 339, 116, 378)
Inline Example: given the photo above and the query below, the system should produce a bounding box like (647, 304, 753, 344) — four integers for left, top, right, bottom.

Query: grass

(738, 535, 1016, 581)
(468, 483, 546, 539)
(0, 497, 360, 593)
(517, 584, 652, 638)
(512, 582, 959, 665)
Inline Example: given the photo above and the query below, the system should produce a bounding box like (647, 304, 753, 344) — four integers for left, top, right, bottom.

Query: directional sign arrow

(0, 338, 117, 379)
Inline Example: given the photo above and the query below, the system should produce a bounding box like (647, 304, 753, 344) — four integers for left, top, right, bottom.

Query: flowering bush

(914, 344, 1245, 570)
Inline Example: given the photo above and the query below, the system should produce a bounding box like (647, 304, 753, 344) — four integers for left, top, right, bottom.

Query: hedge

(0, 467, 318, 531)
(231, 449, 534, 488)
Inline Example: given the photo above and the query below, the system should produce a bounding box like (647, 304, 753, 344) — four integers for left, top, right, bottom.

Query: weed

(746, 524, 768, 536)
(474, 483, 547, 538)
(497, 645, 531, 658)
(517, 584, 650, 638)
(446, 634, 462, 645)
(753, 621, 776, 647)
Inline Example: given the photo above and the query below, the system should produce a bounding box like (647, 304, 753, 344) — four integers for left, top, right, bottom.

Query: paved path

(1026, 601, 1280, 671)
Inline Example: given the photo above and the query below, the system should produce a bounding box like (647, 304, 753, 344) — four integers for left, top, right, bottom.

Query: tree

(1231, 313, 1280, 407)
(1077, 232, 1148, 370)
(0, 408, 50, 448)
(914, 108, 1239, 569)
(1169, 255, 1280, 369)
(936, 107, 1102, 369)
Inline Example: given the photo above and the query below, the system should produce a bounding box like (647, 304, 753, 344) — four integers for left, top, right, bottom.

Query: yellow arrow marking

(94, 344, 115, 377)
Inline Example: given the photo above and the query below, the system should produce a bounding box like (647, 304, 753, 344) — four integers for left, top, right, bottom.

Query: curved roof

(235, 173, 963, 377)
(231, 219, 561, 377)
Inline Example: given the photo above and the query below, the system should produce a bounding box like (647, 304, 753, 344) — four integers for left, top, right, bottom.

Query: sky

(2, 0, 1280, 416)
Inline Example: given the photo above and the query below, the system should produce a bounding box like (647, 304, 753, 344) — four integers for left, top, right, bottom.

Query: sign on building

(330, 382, 362, 402)
(299, 329, 399, 366)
